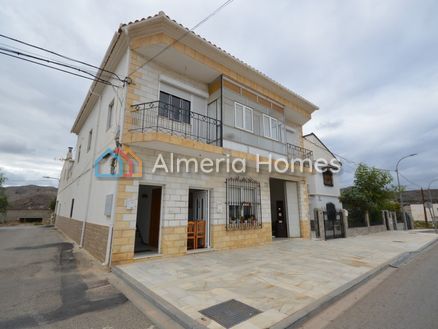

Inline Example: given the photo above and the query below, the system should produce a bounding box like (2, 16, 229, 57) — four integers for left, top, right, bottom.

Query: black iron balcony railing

(286, 143, 313, 167)
(130, 101, 222, 146)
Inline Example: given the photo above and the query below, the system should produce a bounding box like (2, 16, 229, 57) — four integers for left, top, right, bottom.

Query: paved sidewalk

(116, 231, 437, 329)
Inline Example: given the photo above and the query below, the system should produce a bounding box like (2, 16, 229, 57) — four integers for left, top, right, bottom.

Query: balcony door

(159, 91, 191, 124)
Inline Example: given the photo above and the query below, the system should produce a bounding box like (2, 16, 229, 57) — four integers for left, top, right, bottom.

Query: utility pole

(421, 188, 428, 225)
(428, 178, 438, 233)
(395, 154, 417, 230)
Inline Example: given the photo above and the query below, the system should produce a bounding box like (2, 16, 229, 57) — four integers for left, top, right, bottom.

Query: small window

(263, 114, 280, 140)
(159, 91, 190, 124)
(323, 169, 334, 187)
(76, 145, 81, 163)
(226, 177, 261, 230)
(107, 99, 114, 130)
(70, 198, 75, 218)
(87, 129, 93, 152)
(234, 103, 253, 132)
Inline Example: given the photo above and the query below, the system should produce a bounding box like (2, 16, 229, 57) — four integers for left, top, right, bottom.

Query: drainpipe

(80, 90, 103, 248)
(104, 74, 128, 267)
(103, 183, 117, 266)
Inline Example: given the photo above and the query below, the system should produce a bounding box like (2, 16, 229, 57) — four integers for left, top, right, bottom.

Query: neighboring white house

(303, 133, 343, 221)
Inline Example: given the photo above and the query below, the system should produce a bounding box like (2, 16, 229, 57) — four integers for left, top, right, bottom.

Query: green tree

(49, 198, 56, 212)
(340, 163, 396, 212)
(0, 169, 8, 214)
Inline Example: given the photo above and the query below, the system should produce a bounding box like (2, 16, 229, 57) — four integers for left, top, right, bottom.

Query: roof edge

(304, 132, 338, 160)
(123, 12, 319, 113)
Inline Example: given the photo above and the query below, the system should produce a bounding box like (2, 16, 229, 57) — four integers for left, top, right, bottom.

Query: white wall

(406, 203, 438, 222)
(285, 181, 300, 237)
(56, 51, 129, 227)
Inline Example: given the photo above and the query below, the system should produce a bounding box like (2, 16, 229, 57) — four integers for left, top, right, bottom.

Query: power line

(0, 33, 125, 83)
(399, 173, 422, 188)
(303, 136, 392, 172)
(0, 50, 118, 87)
(0, 41, 97, 74)
(0, 46, 119, 87)
(127, 0, 235, 77)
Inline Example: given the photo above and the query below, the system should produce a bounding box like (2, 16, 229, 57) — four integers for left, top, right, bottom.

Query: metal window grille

(226, 177, 262, 230)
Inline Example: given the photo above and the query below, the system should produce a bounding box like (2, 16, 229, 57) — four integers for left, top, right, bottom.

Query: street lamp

(42, 176, 59, 186)
(427, 178, 438, 233)
(43, 176, 59, 181)
(395, 153, 417, 230)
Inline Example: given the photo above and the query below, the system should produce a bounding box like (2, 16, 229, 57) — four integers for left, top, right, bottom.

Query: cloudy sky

(0, 0, 437, 189)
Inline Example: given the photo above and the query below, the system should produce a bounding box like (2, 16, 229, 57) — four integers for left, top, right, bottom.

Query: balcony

(286, 143, 313, 166)
(130, 101, 222, 146)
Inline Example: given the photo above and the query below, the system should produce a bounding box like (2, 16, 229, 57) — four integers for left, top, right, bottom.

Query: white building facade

(56, 12, 319, 265)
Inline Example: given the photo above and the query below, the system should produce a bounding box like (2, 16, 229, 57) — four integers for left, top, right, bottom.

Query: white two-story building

(56, 12, 319, 265)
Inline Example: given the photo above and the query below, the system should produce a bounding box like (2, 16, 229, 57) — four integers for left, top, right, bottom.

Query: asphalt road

(0, 225, 155, 329)
(323, 240, 438, 329)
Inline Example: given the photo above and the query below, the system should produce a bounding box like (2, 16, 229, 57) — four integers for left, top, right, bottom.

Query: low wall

(55, 215, 109, 262)
(6, 209, 52, 223)
(83, 222, 109, 262)
(347, 224, 387, 237)
(55, 216, 82, 243)
(211, 225, 272, 250)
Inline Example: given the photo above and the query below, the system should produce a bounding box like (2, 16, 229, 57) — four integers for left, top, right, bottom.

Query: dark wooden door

(275, 200, 288, 238)
(149, 188, 161, 248)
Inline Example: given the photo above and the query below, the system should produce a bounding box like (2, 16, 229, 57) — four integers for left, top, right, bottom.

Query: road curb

(272, 236, 438, 329)
(389, 235, 438, 268)
(111, 266, 208, 329)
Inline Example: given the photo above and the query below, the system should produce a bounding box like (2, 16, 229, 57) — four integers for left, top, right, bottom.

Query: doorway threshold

(186, 248, 215, 255)
(272, 237, 290, 242)
(133, 252, 161, 260)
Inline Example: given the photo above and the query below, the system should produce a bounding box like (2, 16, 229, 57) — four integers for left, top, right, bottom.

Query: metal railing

(130, 101, 222, 146)
(286, 143, 313, 167)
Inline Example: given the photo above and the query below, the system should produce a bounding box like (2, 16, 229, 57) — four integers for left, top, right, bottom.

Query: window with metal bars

(226, 177, 262, 230)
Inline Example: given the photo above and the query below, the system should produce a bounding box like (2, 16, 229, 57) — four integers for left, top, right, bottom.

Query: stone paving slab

(116, 231, 437, 329)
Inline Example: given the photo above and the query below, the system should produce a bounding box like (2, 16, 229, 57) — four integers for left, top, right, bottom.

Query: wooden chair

(196, 220, 206, 249)
(187, 221, 196, 250)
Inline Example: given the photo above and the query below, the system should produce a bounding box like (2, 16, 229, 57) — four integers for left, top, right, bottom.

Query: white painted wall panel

(285, 181, 300, 237)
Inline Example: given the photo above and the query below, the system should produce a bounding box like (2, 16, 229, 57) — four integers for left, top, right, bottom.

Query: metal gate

(324, 206, 345, 240)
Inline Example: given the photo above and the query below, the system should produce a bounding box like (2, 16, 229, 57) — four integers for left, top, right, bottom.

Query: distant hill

(3, 185, 57, 210)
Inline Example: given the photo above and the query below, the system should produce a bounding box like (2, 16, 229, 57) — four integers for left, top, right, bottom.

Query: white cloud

(0, 0, 437, 189)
